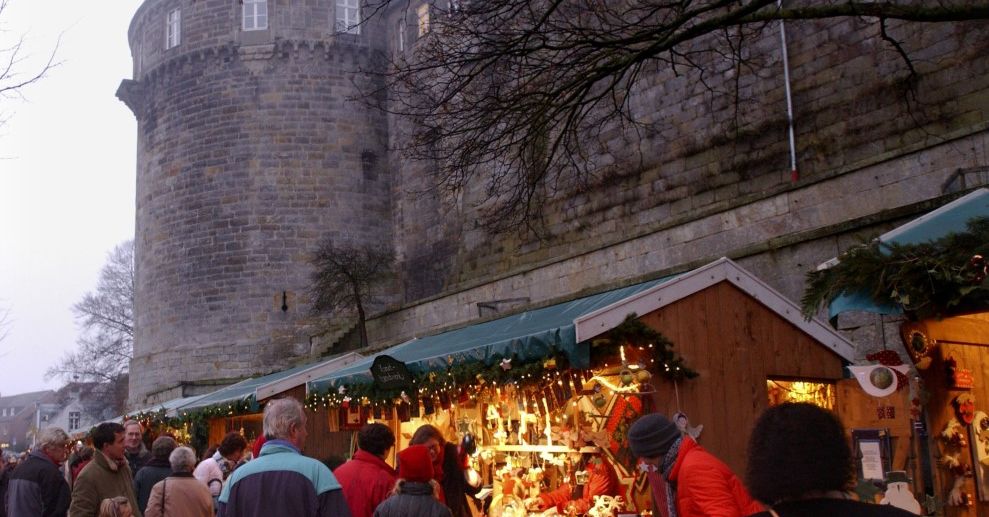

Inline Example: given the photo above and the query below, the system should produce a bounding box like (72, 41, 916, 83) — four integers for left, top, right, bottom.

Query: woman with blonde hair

(98, 496, 133, 517)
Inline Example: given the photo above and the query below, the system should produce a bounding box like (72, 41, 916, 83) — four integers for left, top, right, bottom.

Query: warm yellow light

(766, 379, 835, 409)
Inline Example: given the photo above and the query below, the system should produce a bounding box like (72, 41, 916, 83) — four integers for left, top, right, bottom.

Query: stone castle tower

(118, 0, 394, 404)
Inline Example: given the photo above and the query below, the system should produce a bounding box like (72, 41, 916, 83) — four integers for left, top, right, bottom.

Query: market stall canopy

(821, 188, 989, 320)
(131, 394, 207, 419)
(307, 275, 677, 392)
(309, 257, 855, 393)
(176, 351, 363, 413)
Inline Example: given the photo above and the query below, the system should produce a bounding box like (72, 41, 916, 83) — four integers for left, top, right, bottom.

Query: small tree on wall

(309, 241, 395, 349)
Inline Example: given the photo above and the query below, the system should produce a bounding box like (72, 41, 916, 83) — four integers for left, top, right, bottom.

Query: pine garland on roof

(801, 216, 989, 321)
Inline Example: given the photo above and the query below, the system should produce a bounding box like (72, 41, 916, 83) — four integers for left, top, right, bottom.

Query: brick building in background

(117, 0, 989, 406)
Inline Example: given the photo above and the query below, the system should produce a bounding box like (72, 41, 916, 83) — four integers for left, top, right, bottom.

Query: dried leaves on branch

(801, 217, 989, 321)
(368, 0, 989, 232)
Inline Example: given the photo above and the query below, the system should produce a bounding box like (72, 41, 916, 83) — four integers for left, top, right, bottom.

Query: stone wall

(122, 0, 989, 405)
(123, 0, 394, 404)
(377, 14, 989, 349)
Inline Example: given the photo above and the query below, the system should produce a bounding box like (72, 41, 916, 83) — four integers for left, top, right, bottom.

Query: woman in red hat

(373, 445, 452, 517)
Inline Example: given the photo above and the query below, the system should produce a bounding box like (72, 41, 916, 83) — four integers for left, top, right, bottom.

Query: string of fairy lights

(125, 315, 695, 441)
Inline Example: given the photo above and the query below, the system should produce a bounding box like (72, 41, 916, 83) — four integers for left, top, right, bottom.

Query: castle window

(69, 412, 80, 431)
(243, 0, 268, 31)
(336, 0, 360, 35)
(165, 8, 181, 49)
(417, 4, 429, 37)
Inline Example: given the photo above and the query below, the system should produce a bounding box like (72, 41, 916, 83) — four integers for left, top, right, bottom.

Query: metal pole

(778, 0, 798, 182)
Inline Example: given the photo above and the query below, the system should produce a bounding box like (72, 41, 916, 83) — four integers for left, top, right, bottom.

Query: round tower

(118, 0, 393, 405)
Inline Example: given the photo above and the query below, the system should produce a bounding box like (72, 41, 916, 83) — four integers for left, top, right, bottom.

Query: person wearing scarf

(628, 413, 762, 517)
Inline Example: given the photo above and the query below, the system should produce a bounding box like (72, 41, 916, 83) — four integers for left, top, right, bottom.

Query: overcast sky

(0, 2, 137, 396)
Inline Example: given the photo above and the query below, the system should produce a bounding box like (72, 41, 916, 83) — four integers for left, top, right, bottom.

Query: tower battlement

(121, 0, 395, 405)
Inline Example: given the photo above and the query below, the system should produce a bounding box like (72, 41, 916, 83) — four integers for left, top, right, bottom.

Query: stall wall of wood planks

(921, 341, 989, 516)
(636, 281, 848, 475)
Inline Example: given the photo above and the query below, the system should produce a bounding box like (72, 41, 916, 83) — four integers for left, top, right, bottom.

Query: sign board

(370, 355, 413, 390)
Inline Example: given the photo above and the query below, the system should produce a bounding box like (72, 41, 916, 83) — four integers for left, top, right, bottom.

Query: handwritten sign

(370, 355, 413, 390)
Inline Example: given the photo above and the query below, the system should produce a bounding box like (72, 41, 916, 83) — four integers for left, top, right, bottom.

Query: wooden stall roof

(635, 278, 849, 474)
(575, 257, 856, 361)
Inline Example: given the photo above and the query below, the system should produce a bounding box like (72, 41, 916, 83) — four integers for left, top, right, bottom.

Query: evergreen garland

(307, 313, 695, 407)
(801, 216, 989, 321)
(591, 314, 697, 380)
(128, 315, 695, 432)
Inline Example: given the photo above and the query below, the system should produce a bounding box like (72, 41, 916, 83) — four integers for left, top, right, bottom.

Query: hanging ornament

(620, 369, 634, 386)
(848, 364, 909, 397)
(476, 373, 486, 385)
(447, 355, 455, 366)
(636, 370, 652, 383)
(500, 358, 513, 371)
(341, 396, 352, 409)
(969, 254, 986, 284)
(543, 358, 557, 370)
(338, 386, 347, 395)
(400, 391, 411, 404)
(593, 393, 607, 408)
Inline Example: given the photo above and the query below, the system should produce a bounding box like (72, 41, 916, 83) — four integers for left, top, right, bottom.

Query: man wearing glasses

(5, 426, 73, 516)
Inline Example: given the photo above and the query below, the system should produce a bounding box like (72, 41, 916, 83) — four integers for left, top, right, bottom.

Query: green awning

(827, 188, 989, 319)
(176, 352, 362, 413)
(307, 275, 675, 393)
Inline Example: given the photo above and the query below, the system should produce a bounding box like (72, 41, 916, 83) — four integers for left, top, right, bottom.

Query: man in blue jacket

(6, 427, 72, 517)
(218, 398, 351, 517)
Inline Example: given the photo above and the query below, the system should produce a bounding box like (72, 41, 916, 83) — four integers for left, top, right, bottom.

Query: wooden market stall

(304, 257, 876, 515)
(902, 314, 989, 516)
(803, 187, 989, 515)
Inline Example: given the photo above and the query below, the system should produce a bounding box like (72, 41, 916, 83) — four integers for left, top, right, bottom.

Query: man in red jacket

(628, 413, 763, 517)
(334, 423, 399, 517)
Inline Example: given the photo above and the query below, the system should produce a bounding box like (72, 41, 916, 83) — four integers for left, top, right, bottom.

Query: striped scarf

(661, 436, 684, 517)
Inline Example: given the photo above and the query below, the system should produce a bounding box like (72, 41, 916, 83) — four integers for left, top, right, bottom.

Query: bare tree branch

(47, 240, 134, 408)
(0, 0, 61, 125)
(362, 0, 989, 233)
(310, 241, 395, 348)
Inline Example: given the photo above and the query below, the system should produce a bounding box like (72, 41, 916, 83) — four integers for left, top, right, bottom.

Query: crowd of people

(0, 399, 923, 517)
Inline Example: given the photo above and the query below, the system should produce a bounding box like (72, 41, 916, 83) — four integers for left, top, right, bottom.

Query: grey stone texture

(121, 0, 989, 405)
(123, 0, 392, 404)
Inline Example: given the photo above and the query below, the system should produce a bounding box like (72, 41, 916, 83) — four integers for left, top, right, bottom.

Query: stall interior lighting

(767, 378, 835, 409)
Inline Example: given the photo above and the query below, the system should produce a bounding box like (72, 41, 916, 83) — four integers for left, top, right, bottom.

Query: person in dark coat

(123, 421, 150, 476)
(745, 403, 918, 517)
(5, 426, 73, 517)
(374, 445, 451, 517)
(440, 441, 481, 517)
(133, 436, 177, 514)
(334, 423, 398, 517)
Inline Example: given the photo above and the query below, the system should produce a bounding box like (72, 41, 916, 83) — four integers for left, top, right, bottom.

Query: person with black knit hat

(628, 413, 762, 517)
